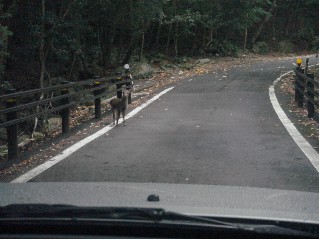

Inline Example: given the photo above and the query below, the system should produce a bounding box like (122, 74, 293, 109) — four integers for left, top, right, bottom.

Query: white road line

(269, 71, 319, 172)
(11, 87, 175, 183)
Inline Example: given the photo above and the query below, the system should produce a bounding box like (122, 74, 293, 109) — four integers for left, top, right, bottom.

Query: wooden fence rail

(294, 57, 319, 121)
(0, 68, 133, 160)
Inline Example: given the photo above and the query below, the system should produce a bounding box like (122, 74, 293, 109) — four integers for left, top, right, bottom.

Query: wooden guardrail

(294, 57, 319, 121)
(0, 68, 133, 160)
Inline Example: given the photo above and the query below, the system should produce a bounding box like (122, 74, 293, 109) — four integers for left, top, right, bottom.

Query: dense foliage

(0, 0, 318, 90)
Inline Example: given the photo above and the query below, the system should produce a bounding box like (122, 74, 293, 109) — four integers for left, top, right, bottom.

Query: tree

(251, 0, 277, 44)
(0, 1, 12, 81)
(0, 0, 318, 92)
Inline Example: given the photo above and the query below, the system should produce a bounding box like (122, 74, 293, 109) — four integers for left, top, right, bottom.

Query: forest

(0, 0, 318, 90)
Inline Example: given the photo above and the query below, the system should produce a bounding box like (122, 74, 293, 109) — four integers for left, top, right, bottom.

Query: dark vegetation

(0, 0, 318, 159)
(0, 0, 318, 91)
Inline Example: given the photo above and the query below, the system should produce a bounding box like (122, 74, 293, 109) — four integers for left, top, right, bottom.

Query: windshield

(0, 0, 319, 230)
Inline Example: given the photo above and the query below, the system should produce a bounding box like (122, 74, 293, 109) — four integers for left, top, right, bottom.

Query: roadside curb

(10, 87, 175, 183)
(269, 71, 319, 172)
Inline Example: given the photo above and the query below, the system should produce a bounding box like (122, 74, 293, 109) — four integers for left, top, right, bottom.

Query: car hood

(0, 182, 318, 223)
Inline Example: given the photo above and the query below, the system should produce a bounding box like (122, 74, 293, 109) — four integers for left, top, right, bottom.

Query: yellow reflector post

(296, 58, 303, 65)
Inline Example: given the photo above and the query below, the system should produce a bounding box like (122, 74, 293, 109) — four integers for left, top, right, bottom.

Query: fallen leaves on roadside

(1, 53, 315, 177)
(278, 73, 319, 141)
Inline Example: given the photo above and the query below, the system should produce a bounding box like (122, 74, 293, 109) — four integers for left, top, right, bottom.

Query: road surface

(27, 57, 319, 192)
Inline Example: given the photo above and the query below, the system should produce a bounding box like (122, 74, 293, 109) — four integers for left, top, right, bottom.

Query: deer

(109, 89, 129, 126)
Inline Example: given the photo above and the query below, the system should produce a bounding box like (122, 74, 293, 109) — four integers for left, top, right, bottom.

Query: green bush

(311, 37, 319, 51)
(277, 40, 295, 53)
(252, 42, 269, 54)
(208, 40, 240, 57)
(0, 81, 12, 93)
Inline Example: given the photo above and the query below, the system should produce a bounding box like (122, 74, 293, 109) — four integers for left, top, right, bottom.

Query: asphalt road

(30, 57, 319, 192)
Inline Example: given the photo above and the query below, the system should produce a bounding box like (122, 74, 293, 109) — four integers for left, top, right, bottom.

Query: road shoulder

(274, 72, 319, 152)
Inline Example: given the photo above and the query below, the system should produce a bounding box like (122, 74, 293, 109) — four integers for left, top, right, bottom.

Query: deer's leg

(112, 110, 116, 125)
(116, 110, 120, 126)
(122, 110, 126, 126)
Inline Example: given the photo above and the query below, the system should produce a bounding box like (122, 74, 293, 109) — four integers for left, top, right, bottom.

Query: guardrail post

(5, 88, 18, 160)
(305, 58, 309, 75)
(93, 76, 103, 119)
(296, 58, 309, 108)
(295, 66, 303, 103)
(295, 74, 304, 108)
(60, 81, 70, 134)
(307, 73, 315, 118)
(116, 72, 123, 99)
(296, 66, 305, 108)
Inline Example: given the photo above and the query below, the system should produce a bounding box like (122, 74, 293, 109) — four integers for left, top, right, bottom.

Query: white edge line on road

(11, 87, 175, 183)
(269, 71, 319, 172)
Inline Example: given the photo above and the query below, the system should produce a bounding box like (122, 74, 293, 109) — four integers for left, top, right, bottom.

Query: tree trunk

(243, 28, 248, 51)
(166, 0, 177, 55)
(39, 0, 46, 89)
(139, 30, 145, 61)
(122, 37, 137, 65)
(81, 56, 87, 74)
(117, 20, 124, 64)
(98, 29, 106, 67)
(174, 22, 178, 57)
(68, 52, 76, 80)
(32, 0, 46, 138)
(191, 25, 198, 55)
(165, 22, 173, 54)
(203, 29, 206, 49)
(252, 0, 277, 44)
(154, 20, 162, 51)
(243, 13, 248, 51)
(272, 21, 276, 41)
(106, 25, 116, 68)
(284, 11, 292, 37)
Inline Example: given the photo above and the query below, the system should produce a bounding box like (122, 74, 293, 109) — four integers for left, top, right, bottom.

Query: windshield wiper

(0, 204, 245, 227)
(0, 204, 166, 221)
(0, 204, 317, 238)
